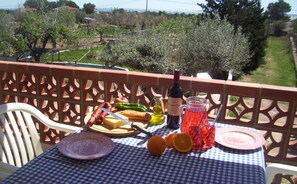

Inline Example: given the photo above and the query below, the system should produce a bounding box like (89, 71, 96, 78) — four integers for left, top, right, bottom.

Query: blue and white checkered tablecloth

(1, 124, 266, 184)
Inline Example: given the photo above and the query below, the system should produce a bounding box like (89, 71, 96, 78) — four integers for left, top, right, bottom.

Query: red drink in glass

(189, 122, 216, 150)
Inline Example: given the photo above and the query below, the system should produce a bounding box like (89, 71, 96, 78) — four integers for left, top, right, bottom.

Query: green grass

(41, 44, 136, 71)
(42, 45, 105, 64)
(241, 36, 296, 87)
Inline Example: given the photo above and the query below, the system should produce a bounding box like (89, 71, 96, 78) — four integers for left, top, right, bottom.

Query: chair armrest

(0, 162, 19, 180)
(266, 163, 297, 184)
(3, 103, 81, 133)
(28, 108, 81, 133)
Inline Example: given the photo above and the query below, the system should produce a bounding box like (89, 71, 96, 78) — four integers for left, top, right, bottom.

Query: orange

(147, 135, 166, 156)
(165, 133, 175, 148)
(172, 132, 193, 153)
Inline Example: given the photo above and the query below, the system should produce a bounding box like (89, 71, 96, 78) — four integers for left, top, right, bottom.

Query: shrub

(175, 15, 250, 78)
(98, 15, 250, 78)
(97, 30, 175, 73)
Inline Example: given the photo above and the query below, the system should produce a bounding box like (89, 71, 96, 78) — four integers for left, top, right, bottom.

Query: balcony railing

(0, 60, 296, 166)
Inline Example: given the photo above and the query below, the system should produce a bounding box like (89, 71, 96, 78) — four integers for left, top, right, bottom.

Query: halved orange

(172, 132, 193, 153)
(165, 133, 175, 148)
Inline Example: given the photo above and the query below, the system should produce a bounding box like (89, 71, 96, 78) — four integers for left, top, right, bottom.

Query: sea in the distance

(98, 8, 297, 19)
(3, 7, 296, 19)
(97, 8, 202, 14)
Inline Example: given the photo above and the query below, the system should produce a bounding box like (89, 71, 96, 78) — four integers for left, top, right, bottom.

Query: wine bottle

(166, 69, 183, 129)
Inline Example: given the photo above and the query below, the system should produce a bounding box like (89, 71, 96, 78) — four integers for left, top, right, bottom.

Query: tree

(15, 8, 77, 62)
(267, 0, 291, 21)
(83, 3, 96, 14)
(97, 30, 175, 73)
(199, 0, 268, 71)
(24, 0, 51, 12)
(58, 0, 79, 8)
(97, 15, 250, 77)
(75, 10, 86, 23)
(24, 0, 79, 10)
(175, 15, 250, 78)
(270, 20, 287, 36)
(95, 25, 117, 42)
(0, 11, 18, 56)
(24, 0, 42, 9)
(293, 19, 297, 34)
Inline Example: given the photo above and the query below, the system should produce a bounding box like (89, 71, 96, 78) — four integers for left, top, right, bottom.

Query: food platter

(84, 111, 149, 137)
(215, 127, 265, 150)
(57, 132, 115, 160)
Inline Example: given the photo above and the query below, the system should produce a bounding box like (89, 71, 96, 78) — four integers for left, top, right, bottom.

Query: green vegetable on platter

(116, 102, 148, 112)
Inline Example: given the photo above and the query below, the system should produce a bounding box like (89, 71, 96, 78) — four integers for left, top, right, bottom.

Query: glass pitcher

(180, 96, 215, 150)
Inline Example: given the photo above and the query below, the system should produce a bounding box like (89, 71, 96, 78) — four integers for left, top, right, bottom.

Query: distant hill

(288, 14, 297, 20)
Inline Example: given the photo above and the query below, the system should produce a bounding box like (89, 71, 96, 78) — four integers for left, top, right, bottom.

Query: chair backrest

(0, 103, 80, 167)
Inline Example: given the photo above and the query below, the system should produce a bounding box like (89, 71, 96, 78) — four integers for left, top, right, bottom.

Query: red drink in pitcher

(180, 105, 208, 133)
(180, 97, 215, 151)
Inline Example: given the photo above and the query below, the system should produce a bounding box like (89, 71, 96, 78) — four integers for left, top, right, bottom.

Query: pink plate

(215, 127, 265, 150)
(57, 132, 115, 160)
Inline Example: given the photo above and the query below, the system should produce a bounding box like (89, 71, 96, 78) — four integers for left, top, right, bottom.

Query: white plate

(215, 127, 265, 150)
(57, 132, 115, 160)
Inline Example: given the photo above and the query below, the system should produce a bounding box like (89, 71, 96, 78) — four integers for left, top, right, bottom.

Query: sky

(0, 0, 296, 14)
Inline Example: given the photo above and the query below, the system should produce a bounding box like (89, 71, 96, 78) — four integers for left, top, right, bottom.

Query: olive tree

(0, 11, 13, 55)
(199, 0, 267, 71)
(97, 17, 191, 74)
(97, 30, 175, 74)
(0, 11, 20, 56)
(98, 15, 249, 77)
(175, 15, 250, 78)
(95, 24, 117, 42)
(15, 7, 77, 62)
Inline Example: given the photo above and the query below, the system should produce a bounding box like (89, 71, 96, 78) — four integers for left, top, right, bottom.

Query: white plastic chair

(196, 72, 221, 115)
(266, 163, 297, 184)
(196, 72, 220, 102)
(0, 103, 80, 179)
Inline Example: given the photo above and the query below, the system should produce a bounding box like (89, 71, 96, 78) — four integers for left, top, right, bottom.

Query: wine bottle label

(167, 97, 182, 116)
